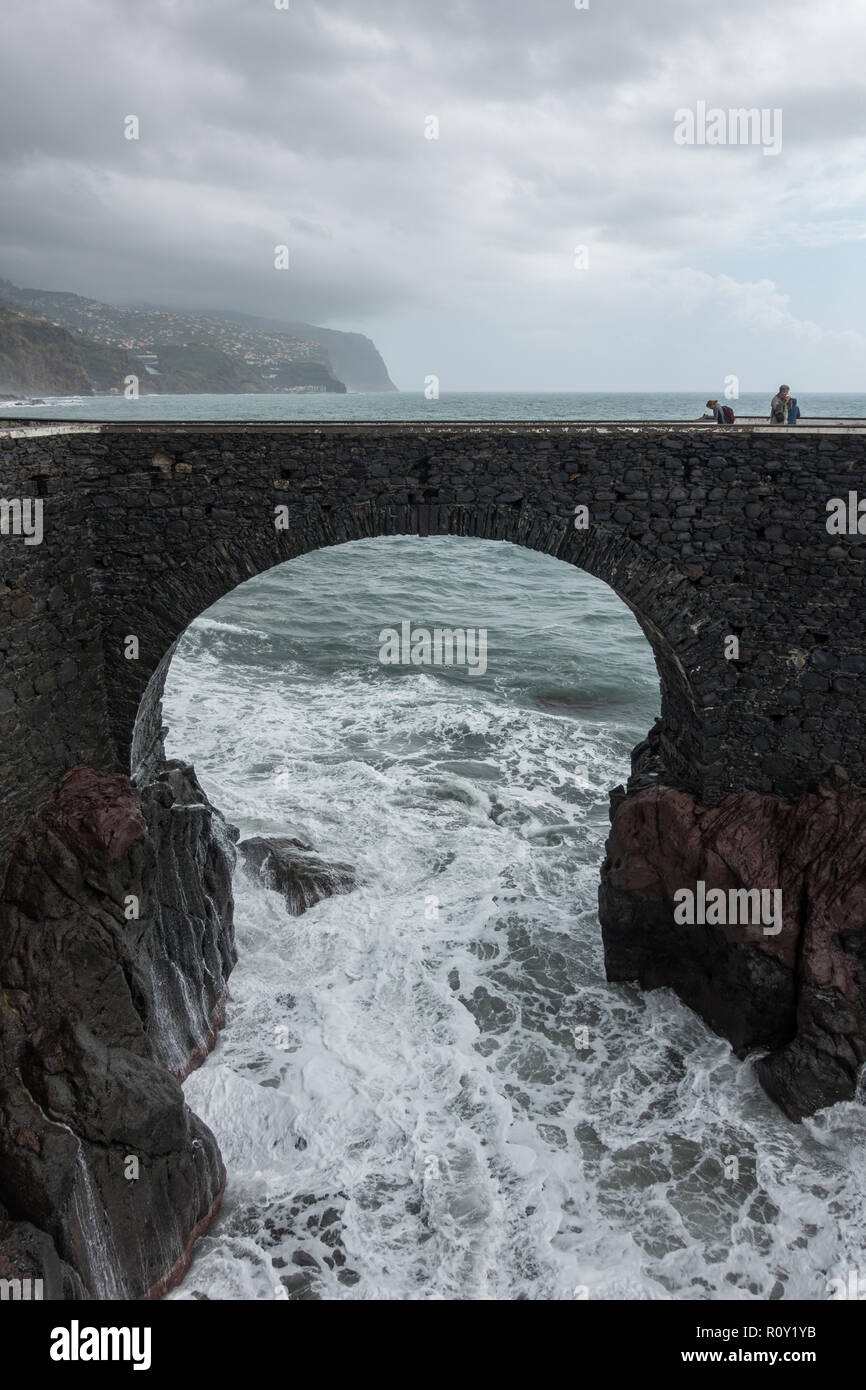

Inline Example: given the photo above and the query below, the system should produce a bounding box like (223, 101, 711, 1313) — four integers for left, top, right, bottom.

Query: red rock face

(604, 784, 866, 992)
(180, 988, 229, 1082)
(0, 759, 236, 1298)
(35, 765, 147, 862)
(140, 1171, 226, 1302)
(600, 783, 866, 1119)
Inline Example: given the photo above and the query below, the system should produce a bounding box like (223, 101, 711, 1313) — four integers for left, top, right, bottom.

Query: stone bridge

(2, 420, 865, 855)
(1, 417, 866, 1299)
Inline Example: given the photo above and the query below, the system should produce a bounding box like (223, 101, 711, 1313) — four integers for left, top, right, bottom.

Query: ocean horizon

(2, 389, 865, 424)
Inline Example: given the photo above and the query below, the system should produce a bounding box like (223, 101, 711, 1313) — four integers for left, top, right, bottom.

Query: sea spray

(162, 536, 866, 1301)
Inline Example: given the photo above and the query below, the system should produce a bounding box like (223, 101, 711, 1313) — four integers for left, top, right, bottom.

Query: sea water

(2, 390, 866, 421)
(161, 536, 866, 1301)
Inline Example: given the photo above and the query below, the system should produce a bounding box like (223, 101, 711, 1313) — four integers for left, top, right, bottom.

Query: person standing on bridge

(702, 399, 734, 423)
(787, 395, 801, 425)
(769, 385, 791, 424)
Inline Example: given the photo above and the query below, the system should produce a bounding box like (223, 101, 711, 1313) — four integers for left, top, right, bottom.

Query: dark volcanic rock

(0, 1205, 87, 1300)
(599, 782, 866, 1121)
(239, 836, 356, 916)
(0, 759, 237, 1298)
(136, 762, 239, 1076)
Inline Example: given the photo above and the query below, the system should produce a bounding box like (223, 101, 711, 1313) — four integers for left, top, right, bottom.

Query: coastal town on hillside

(0, 279, 327, 373)
(0, 279, 386, 395)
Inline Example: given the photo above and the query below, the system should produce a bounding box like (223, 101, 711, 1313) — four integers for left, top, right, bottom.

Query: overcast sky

(2, 0, 865, 391)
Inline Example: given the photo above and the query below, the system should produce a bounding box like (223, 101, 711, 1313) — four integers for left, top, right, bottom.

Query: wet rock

(599, 782, 866, 1120)
(0, 1206, 87, 1300)
(239, 835, 356, 916)
(0, 759, 237, 1298)
(137, 761, 238, 1076)
(292, 1250, 320, 1269)
(278, 1270, 319, 1300)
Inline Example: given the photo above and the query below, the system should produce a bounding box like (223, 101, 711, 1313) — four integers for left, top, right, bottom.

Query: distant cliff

(218, 309, 398, 392)
(0, 304, 346, 397)
(136, 343, 345, 394)
(0, 307, 97, 396)
(0, 277, 392, 395)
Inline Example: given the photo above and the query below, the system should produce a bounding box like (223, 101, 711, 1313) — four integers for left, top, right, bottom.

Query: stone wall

(0, 426, 114, 872)
(2, 422, 864, 878)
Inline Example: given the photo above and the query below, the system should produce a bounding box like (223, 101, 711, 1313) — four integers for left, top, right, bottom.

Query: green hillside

(0, 302, 349, 396)
(0, 305, 95, 396)
(0, 278, 357, 393)
(73, 335, 141, 393)
(151, 343, 265, 393)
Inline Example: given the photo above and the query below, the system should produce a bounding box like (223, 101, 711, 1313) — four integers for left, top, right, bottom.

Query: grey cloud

(0, 0, 864, 387)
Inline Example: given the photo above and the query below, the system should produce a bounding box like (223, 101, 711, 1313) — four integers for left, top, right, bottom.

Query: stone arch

(119, 501, 736, 801)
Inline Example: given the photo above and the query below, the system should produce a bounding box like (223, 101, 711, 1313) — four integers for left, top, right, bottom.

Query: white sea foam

(164, 537, 866, 1301)
(0, 395, 88, 409)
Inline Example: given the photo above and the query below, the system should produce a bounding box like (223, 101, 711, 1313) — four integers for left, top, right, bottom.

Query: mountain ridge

(0, 303, 347, 397)
(0, 278, 396, 394)
(214, 307, 397, 392)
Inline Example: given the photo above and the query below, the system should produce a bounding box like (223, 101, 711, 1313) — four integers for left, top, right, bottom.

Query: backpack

(721, 405, 735, 424)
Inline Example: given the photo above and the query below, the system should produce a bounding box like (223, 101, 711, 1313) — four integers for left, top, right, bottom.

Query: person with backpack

(787, 395, 801, 425)
(702, 398, 735, 424)
(769, 385, 791, 423)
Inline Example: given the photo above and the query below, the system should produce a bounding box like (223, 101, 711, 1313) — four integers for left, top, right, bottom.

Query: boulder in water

(239, 835, 356, 915)
(599, 780, 866, 1121)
